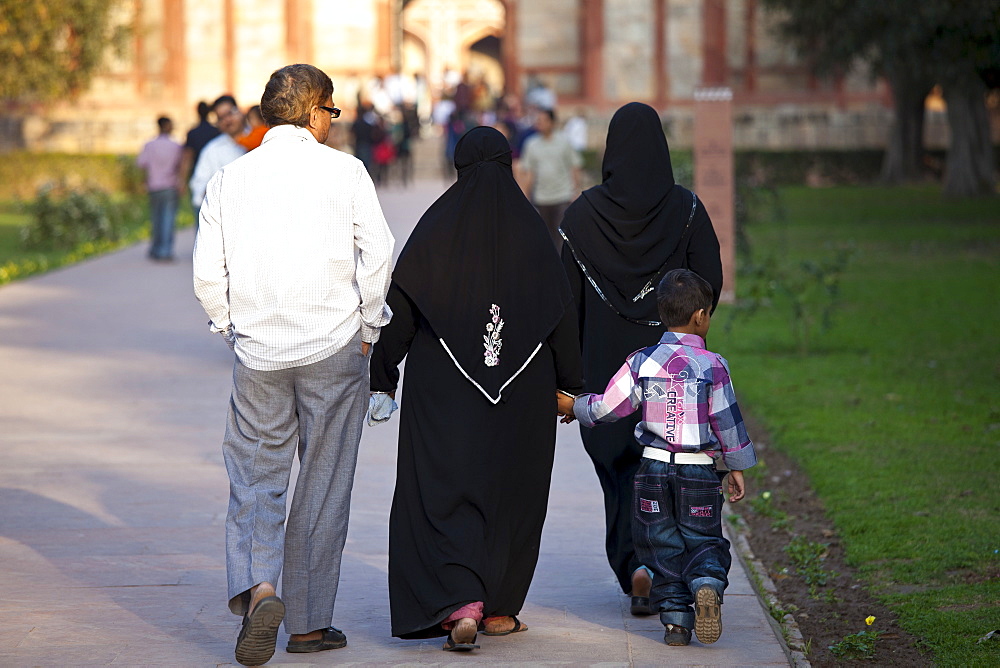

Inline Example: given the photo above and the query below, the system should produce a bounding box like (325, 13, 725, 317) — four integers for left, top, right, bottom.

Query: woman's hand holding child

(556, 392, 576, 423)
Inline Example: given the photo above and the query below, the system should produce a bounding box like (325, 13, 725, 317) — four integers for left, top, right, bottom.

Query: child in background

(560, 268, 757, 647)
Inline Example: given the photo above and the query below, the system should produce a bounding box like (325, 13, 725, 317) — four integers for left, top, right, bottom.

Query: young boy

(565, 268, 757, 647)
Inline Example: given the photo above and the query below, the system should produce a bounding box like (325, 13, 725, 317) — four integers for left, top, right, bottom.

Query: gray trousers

(223, 333, 368, 634)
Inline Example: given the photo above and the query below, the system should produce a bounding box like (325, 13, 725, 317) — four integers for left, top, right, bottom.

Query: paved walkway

(0, 180, 789, 667)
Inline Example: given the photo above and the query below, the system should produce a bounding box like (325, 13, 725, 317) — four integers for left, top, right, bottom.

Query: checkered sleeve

(573, 357, 642, 428)
(192, 170, 231, 336)
(352, 165, 395, 344)
(709, 355, 757, 470)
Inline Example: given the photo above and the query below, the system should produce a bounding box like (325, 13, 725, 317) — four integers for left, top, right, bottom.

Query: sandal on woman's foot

(442, 631, 480, 651)
(481, 616, 528, 636)
(442, 619, 480, 651)
(234, 595, 285, 666)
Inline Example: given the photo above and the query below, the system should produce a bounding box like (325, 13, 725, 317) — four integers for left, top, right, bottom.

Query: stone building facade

(7, 0, 918, 153)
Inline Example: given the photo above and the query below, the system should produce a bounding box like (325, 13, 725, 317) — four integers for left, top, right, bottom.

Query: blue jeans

(632, 457, 730, 629)
(148, 188, 178, 259)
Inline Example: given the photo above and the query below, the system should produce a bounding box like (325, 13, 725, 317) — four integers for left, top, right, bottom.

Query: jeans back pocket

(633, 477, 669, 527)
(678, 484, 723, 532)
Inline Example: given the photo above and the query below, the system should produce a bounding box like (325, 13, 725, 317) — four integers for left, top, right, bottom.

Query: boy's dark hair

(156, 116, 171, 132)
(196, 101, 211, 120)
(656, 269, 714, 327)
(260, 64, 334, 128)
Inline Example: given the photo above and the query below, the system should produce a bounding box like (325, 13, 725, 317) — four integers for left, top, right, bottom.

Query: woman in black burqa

(370, 126, 583, 651)
(558, 102, 723, 614)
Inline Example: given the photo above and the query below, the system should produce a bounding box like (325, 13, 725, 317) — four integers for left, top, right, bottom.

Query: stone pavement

(0, 180, 790, 667)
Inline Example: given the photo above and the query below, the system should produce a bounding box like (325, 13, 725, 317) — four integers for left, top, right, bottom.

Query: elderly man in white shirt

(193, 64, 394, 667)
(188, 94, 247, 224)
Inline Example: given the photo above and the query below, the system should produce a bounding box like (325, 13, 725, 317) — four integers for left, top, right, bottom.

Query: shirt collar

(659, 331, 706, 349)
(261, 124, 316, 145)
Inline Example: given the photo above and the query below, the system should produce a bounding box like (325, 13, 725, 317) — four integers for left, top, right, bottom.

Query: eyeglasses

(319, 105, 341, 119)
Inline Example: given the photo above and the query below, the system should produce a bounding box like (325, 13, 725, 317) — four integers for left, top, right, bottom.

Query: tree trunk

(881, 69, 929, 184)
(943, 77, 995, 197)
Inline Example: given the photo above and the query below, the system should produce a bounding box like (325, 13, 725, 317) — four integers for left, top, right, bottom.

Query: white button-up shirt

(193, 125, 394, 371)
(189, 133, 247, 208)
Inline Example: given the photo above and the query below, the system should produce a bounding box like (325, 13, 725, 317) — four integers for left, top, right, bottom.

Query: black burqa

(371, 126, 583, 638)
(559, 102, 723, 593)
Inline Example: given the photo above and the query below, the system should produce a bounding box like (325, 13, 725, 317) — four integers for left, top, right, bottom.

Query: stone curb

(724, 503, 811, 667)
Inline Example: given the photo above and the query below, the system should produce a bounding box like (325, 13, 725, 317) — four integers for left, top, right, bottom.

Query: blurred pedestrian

(518, 109, 582, 250)
(443, 110, 468, 181)
(394, 102, 419, 187)
(558, 102, 723, 615)
(371, 115, 395, 186)
(193, 64, 394, 666)
(563, 107, 589, 153)
(180, 101, 221, 203)
(350, 103, 377, 175)
(525, 76, 556, 112)
(237, 105, 268, 151)
(189, 95, 247, 224)
(136, 116, 182, 261)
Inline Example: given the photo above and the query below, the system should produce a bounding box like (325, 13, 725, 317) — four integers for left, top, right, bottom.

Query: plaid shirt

(573, 332, 757, 471)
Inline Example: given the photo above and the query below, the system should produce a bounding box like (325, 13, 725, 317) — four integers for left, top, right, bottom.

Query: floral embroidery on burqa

(483, 304, 504, 366)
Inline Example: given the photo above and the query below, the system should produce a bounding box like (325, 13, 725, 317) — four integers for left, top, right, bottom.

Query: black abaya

(371, 284, 582, 638)
(559, 102, 723, 593)
(370, 126, 583, 638)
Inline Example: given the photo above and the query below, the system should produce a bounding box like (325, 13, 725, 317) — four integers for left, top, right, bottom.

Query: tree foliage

(762, 0, 1000, 196)
(0, 0, 130, 105)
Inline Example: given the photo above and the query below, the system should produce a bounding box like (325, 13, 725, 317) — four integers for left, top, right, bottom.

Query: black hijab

(560, 102, 702, 322)
(392, 126, 572, 403)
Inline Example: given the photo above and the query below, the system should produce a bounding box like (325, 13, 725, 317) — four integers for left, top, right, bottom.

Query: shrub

(21, 184, 141, 251)
(783, 535, 837, 597)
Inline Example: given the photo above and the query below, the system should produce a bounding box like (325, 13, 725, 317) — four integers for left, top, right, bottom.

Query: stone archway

(401, 0, 506, 95)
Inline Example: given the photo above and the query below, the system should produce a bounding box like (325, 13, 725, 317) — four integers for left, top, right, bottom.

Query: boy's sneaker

(664, 624, 691, 646)
(694, 585, 722, 644)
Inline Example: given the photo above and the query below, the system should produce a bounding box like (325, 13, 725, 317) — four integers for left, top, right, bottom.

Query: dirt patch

(734, 429, 929, 666)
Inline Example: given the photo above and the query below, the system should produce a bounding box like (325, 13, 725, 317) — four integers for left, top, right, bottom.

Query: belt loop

(669, 450, 676, 472)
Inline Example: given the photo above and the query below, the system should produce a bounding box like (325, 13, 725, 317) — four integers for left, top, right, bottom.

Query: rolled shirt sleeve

(573, 357, 642, 428)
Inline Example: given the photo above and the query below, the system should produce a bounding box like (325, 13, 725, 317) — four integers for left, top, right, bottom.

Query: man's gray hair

(260, 64, 334, 128)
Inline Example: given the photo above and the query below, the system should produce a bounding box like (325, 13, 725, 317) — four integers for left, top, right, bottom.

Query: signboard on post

(693, 87, 735, 304)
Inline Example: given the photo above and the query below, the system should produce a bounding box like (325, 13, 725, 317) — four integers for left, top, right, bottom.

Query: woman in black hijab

(559, 102, 723, 613)
(371, 126, 582, 651)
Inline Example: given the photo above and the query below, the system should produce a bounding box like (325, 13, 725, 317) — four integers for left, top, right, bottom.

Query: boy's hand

(727, 470, 746, 503)
(556, 391, 576, 423)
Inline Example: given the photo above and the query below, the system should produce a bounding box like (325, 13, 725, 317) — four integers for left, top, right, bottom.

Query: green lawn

(713, 186, 1000, 666)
